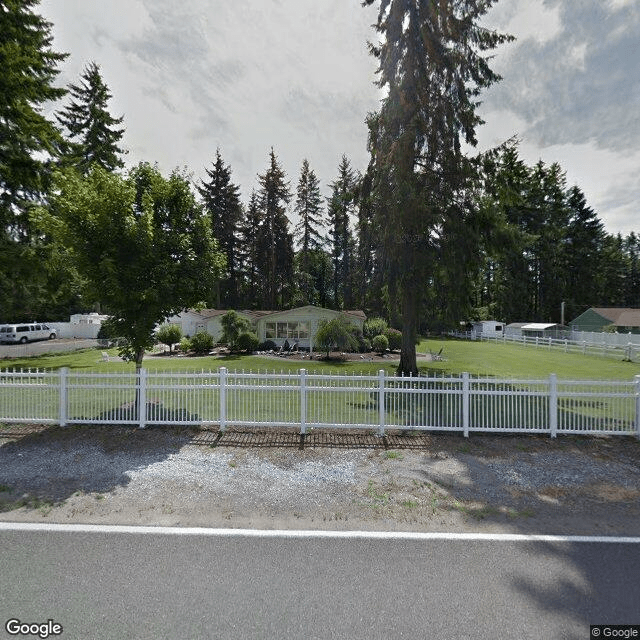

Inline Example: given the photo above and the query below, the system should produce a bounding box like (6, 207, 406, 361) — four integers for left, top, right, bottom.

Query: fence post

(300, 368, 307, 436)
(635, 375, 640, 440)
(59, 367, 68, 427)
(549, 373, 558, 438)
(220, 367, 227, 433)
(462, 372, 470, 438)
(378, 369, 385, 437)
(138, 368, 147, 429)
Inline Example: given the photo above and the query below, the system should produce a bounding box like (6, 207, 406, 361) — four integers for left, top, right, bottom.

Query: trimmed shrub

(178, 336, 191, 353)
(236, 331, 259, 353)
(190, 331, 214, 354)
(259, 340, 277, 351)
(372, 334, 389, 354)
(385, 328, 402, 351)
(156, 324, 182, 353)
(363, 317, 388, 339)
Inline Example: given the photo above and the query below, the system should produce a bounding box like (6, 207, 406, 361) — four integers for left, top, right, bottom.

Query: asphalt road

(0, 339, 98, 360)
(1, 526, 638, 640)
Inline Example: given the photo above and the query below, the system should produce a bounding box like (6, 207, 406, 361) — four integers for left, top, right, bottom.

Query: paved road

(0, 339, 98, 360)
(1, 526, 638, 640)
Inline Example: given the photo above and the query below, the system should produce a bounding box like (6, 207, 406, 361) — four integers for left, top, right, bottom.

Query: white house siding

(256, 306, 365, 351)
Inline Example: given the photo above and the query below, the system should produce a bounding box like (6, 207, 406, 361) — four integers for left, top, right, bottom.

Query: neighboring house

(505, 322, 568, 339)
(167, 305, 366, 353)
(50, 312, 110, 339)
(471, 320, 505, 338)
(569, 308, 640, 334)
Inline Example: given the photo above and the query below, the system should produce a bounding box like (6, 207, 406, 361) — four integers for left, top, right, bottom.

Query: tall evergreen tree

(237, 190, 261, 308)
(293, 159, 325, 305)
(0, 0, 68, 320)
(255, 148, 294, 309)
(363, 0, 512, 374)
(56, 61, 125, 174)
(196, 149, 242, 307)
(327, 155, 358, 309)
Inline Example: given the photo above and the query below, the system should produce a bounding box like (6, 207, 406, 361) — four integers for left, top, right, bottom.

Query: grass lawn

(1, 338, 639, 381)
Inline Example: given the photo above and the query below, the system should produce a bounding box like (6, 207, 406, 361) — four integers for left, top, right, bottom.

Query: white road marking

(0, 522, 639, 543)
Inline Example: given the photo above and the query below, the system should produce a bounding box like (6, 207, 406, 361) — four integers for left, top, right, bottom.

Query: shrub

(236, 331, 259, 353)
(190, 331, 214, 354)
(362, 337, 372, 353)
(221, 310, 251, 350)
(372, 334, 389, 354)
(364, 317, 388, 339)
(258, 340, 277, 351)
(178, 337, 191, 353)
(315, 316, 359, 358)
(156, 324, 182, 353)
(385, 328, 402, 351)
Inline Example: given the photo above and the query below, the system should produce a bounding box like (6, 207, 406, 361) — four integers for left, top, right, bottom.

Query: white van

(0, 323, 57, 344)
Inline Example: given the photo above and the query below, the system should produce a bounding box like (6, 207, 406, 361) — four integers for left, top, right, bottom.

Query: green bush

(315, 316, 359, 358)
(236, 331, 259, 353)
(190, 332, 214, 354)
(385, 328, 402, 351)
(372, 334, 389, 354)
(364, 317, 388, 339)
(221, 310, 251, 350)
(259, 340, 277, 351)
(178, 337, 191, 353)
(156, 324, 182, 353)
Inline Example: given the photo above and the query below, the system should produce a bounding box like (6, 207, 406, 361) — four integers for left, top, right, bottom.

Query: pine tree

(196, 149, 242, 307)
(327, 155, 358, 309)
(237, 190, 261, 308)
(363, 0, 512, 374)
(255, 149, 294, 309)
(56, 61, 125, 174)
(0, 0, 68, 320)
(293, 159, 325, 305)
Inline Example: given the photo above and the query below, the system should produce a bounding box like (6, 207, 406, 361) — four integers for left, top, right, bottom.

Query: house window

(267, 321, 310, 340)
(495, 325, 503, 331)
(265, 322, 276, 339)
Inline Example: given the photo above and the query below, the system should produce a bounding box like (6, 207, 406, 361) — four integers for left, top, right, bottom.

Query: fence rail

(452, 331, 640, 362)
(1, 368, 639, 438)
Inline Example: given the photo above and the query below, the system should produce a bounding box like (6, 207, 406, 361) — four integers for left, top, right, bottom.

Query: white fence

(1, 368, 639, 438)
(453, 331, 640, 362)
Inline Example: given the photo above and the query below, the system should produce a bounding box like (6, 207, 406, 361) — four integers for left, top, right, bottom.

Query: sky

(39, 0, 640, 236)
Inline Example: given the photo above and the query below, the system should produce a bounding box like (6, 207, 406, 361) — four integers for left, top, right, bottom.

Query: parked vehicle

(0, 323, 57, 344)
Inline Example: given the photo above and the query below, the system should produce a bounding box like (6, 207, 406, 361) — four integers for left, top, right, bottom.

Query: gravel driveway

(0, 424, 638, 535)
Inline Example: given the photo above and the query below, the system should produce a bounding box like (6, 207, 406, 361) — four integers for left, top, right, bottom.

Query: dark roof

(588, 308, 640, 327)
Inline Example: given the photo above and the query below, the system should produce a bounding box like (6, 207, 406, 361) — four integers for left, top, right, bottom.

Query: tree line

(2, 0, 638, 374)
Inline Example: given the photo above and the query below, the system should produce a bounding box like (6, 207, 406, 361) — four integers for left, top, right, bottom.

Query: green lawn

(1, 338, 639, 381)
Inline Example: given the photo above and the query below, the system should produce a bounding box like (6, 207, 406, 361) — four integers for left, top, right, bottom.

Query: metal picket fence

(0, 367, 639, 438)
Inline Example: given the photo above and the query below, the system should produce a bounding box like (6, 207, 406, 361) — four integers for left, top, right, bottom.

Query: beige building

(166, 305, 366, 353)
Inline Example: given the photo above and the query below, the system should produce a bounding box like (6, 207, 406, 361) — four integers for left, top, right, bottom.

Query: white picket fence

(453, 331, 640, 362)
(1, 367, 639, 438)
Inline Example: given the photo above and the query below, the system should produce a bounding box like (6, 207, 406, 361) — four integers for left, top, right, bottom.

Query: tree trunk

(134, 348, 145, 413)
(397, 285, 418, 376)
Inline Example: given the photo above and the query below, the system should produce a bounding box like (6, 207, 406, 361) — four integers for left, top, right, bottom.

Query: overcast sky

(40, 0, 640, 236)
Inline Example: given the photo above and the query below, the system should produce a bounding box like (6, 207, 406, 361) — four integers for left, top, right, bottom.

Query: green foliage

(315, 316, 359, 357)
(372, 334, 389, 353)
(56, 61, 126, 174)
(190, 331, 214, 354)
(364, 317, 388, 339)
(40, 163, 225, 368)
(236, 331, 259, 353)
(385, 328, 402, 351)
(196, 149, 241, 307)
(220, 310, 251, 351)
(156, 324, 182, 352)
(178, 337, 192, 353)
